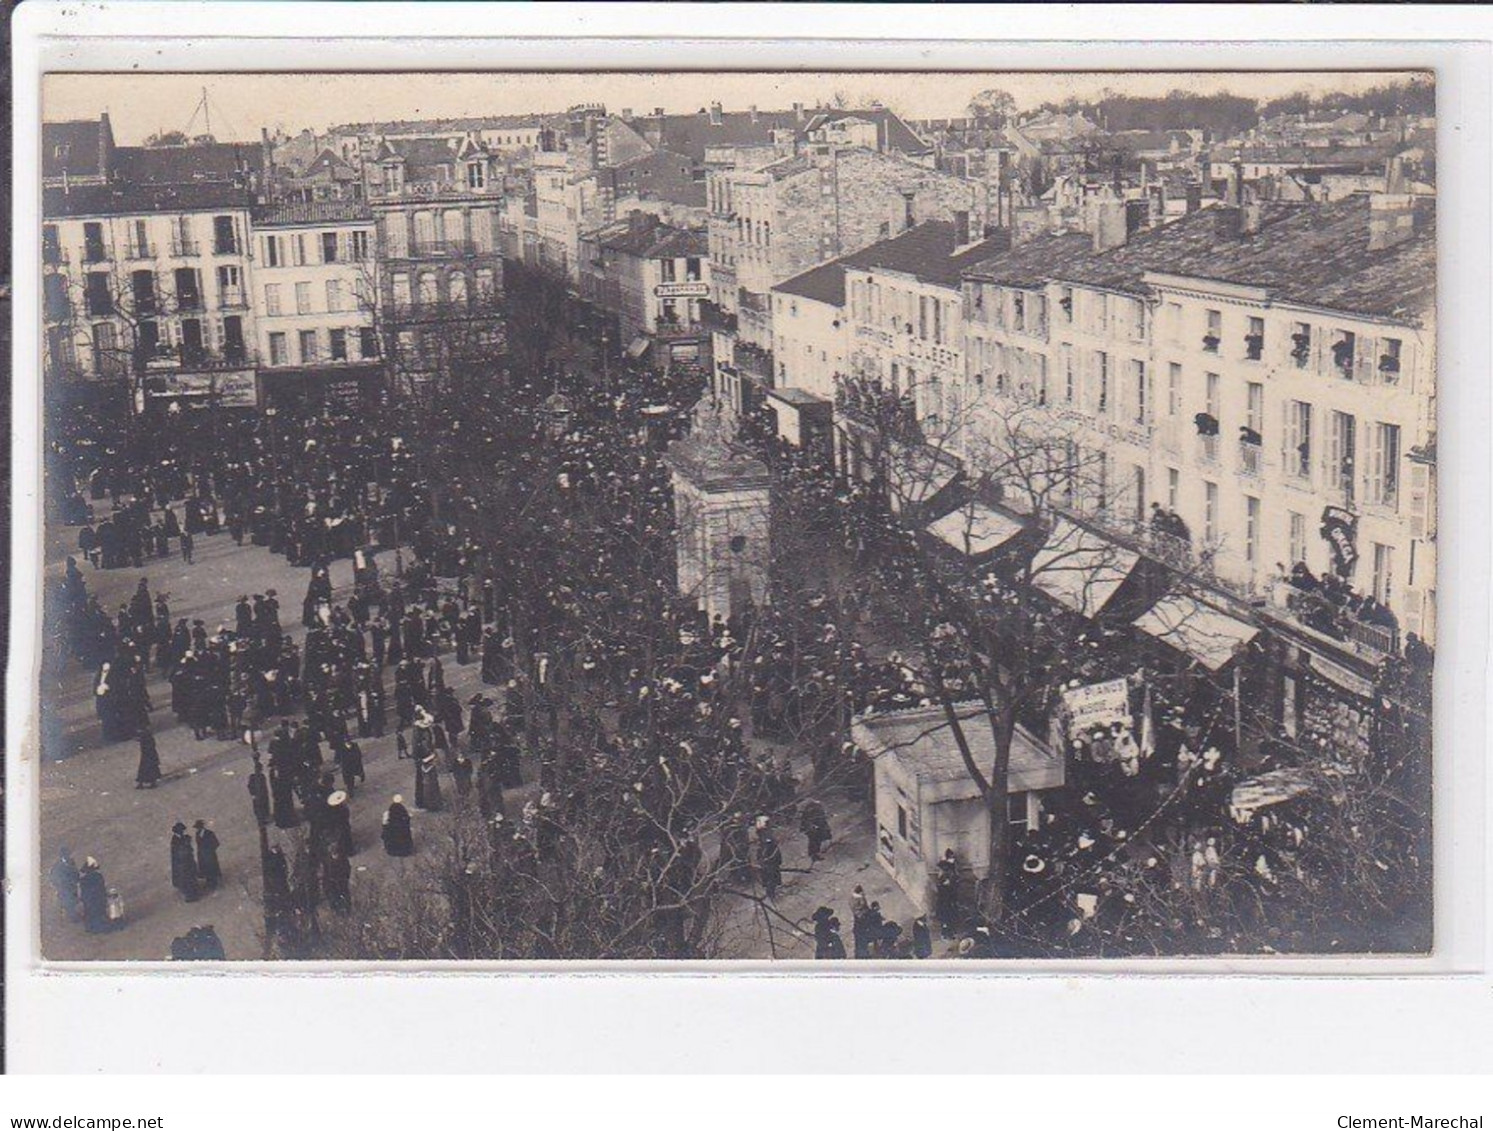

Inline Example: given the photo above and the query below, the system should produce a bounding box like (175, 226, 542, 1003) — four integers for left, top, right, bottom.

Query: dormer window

(466, 161, 486, 190)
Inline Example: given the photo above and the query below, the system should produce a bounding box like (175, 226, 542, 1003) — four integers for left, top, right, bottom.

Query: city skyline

(43, 69, 1429, 143)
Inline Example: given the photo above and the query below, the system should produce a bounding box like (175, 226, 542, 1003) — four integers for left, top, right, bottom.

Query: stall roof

(625, 337, 651, 358)
(1132, 592, 1259, 671)
(926, 503, 1024, 558)
(1229, 768, 1316, 822)
(1030, 518, 1139, 618)
(855, 702, 1065, 801)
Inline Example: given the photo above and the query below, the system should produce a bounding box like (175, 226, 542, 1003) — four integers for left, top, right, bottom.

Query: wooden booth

(855, 702, 1066, 913)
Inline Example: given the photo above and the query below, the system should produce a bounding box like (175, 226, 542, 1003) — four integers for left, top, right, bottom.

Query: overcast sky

(44, 70, 1426, 144)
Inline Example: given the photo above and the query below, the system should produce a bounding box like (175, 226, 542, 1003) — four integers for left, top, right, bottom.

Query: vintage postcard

(33, 68, 1435, 963)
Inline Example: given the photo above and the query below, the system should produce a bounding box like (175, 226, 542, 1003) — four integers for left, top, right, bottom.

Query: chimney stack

(1386, 153, 1406, 194)
(793, 102, 805, 123)
(1185, 181, 1202, 214)
(954, 209, 971, 246)
(749, 105, 758, 124)
(621, 108, 633, 122)
(1231, 157, 1246, 207)
(709, 102, 724, 126)
(1241, 199, 1263, 237)
(1368, 192, 1417, 251)
(1091, 198, 1128, 252)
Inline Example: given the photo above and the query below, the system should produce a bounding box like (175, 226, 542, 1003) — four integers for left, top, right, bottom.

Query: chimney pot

(954, 209, 971, 246)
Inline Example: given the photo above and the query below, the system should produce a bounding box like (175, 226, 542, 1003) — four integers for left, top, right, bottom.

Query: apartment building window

(293, 234, 308, 267)
(180, 319, 205, 365)
(1372, 543, 1394, 606)
(265, 284, 282, 316)
(128, 219, 152, 259)
(1379, 337, 1403, 382)
(1245, 315, 1265, 361)
(1131, 359, 1148, 424)
(1204, 481, 1218, 544)
(84, 272, 113, 317)
(1168, 467, 1180, 510)
(418, 272, 438, 306)
(1289, 511, 1307, 566)
(321, 232, 340, 263)
(1063, 344, 1075, 404)
(212, 215, 238, 255)
(1203, 308, 1222, 353)
(359, 327, 379, 358)
(137, 320, 160, 363)
(1291, 321, 1312, 367)
(1165, 301, 1182, 342)
(299, 329, 319, 364)
(1286, 400, 1313, 481)
(449, 272, 467, 307)
(44, 273, 71, 322)
(1013, 292, 1026, 334)
(264, 235, 282, 267)
(466, 161, 486, 189)
(222, 316, 246, 363)
(1368, 422, 1402, 508)
(392, 272, 411, 307)
(475, 268, 495, 298)
(217, 265, 244, 307)
(1060, 286, 1074, 324)
(175, 268, 202, 311)
(83, 222, 107, 263)
(268, 332, 288, 366)
(1133, 467, 1147, 522)
(131, 270, 157, 316)
(170, 217, 197, 257)
(1036, 355, 1049, 406)
(43, 224, 61, 265)
(295, 282, 312, 315)
(1245, 495, 1261, 568)
(326, 280, 343, 313)
(89, 322, 121, 374)
(1096, 351, 1109, 416)
(329, 328, 348, 361)
(1167, 362, 1181, 416)
(1329, 411, 1356, 503)
(1095, 451, 1109, 512)
(351, 230, 370, 261)
(1331, 329, 1356, 376)
(1205, 371, 1220, 420)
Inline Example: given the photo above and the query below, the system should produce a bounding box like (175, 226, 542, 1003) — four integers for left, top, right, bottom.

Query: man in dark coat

(170, 822, 200, 902)
(135, 726, 162, 789)
(194, 819, 222, 891)
(381, 795, 415, 856)
(50, 847, 81, 920)
(323, 849, 352, 912)
(935, 849, 961, 938)
(799, 798, 832, 862)
(755, 829, 783, 900)
(248, 759, 272, 826)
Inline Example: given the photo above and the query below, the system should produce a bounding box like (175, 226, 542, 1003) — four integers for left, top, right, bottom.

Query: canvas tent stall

(855, 702, 1066, 913)
(1132, 591, 1259, 671)
(1228, 768, 1317, 824)
(925, 502, 1025, 559)
(1029, 518, 1139, 618)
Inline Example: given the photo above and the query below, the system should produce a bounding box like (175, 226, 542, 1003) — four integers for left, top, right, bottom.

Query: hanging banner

(1320, 505, 1359, 578)
(1062, 677, 1131, 738)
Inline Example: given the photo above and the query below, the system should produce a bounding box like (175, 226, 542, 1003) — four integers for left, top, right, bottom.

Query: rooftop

(775, 219, 1009, 306)
(966, 196, 1436, 324)
(44, 181, 255, 219)
(799, 107, 932, 157)
(853, 702, 1064, 795)
(252, 200, 374, 226)
(43, 116, 114, 181)
(589, 215, 706, 259)
(113, 142, 263, 186)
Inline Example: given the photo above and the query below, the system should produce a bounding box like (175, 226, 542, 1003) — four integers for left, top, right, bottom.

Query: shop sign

(147, 370, 258, 408)
(1062, 677, 1131, 737)
(654, 282, 708, 299)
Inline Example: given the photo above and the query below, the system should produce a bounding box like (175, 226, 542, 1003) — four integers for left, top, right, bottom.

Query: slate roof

(646, 109, 802, 162)
(44, 181, 254, 219)
(113, 142, 262, 185)
(965, 196, 1436, 324)
(332, 114, 545, 135)
(252, 200, 374, 226)
(590, 217, 706, 259)
(43, 117, 114, 181)
(799, 108, 931, 157)
(775, 220, 1009, 306)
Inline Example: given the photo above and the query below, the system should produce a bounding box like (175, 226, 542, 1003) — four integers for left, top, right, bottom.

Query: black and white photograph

(29, 65, 1439, 966)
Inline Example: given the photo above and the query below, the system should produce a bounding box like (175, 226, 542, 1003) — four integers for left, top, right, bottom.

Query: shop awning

(1132, 592, 1260, 670)
(1030, 518, 1139, 617)
(1229, 768, 1316, 822)
(626, 337, 650, 359)
(926, 503, 1024, 558)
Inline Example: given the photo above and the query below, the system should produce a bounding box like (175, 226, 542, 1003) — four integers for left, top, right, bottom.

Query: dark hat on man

(172, 821, 187, 834)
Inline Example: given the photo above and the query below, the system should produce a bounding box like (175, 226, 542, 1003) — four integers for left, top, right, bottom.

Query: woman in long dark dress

(194, 819, 222, 891)
(135, 727, 162, 789)
(170, 822, 200, 902)
(78, 858, 110, 933)
(381, 796, 415, 856)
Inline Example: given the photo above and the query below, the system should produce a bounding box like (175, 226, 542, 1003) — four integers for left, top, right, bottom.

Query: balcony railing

(124, 241, 156, 260)
(171, 240, 201, 257)
(1283, 586, 1401, 658)
(1197, 433, 1220, 465)
(83, 245, 110, 264)
(219, 288, 248, 310)
(409, 238, 480, 259)
(1238, 440, 1262, 476)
